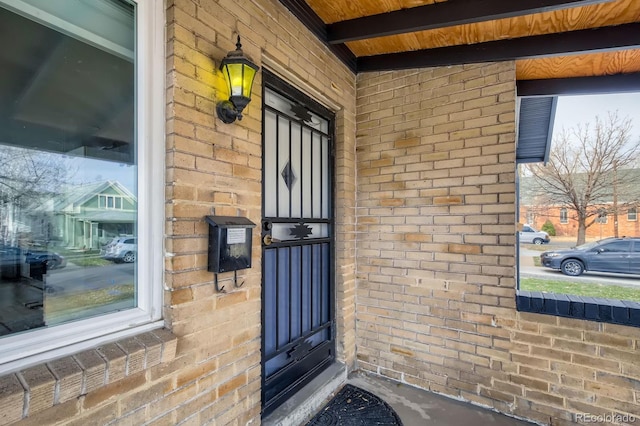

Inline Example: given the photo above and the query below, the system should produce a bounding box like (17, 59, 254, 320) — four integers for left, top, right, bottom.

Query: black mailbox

(205, 216, 256, 273)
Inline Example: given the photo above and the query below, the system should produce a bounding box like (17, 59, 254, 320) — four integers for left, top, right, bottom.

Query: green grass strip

(520, 277, 640, 302)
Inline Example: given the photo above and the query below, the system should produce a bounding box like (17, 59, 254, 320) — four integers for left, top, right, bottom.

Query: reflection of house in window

(560, 208, 568, 224)
(99, 194, 125, 209)
(628, 208, 637, 221)
(29, 181, 137, 250)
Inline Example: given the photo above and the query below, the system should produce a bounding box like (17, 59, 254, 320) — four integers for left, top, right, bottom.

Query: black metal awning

(516, 96, 558, 164)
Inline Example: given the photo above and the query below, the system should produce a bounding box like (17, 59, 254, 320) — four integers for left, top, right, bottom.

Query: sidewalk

(520, 248, 538, 267)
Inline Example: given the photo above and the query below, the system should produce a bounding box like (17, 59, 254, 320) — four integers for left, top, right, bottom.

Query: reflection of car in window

(103, 237, 137, 263)
(0, 246, 24, 279)
(519, 224, 550, 245)
(0, 247, 66, 281)
(0, 247, 66, 269)
(540, 237, 640, 276)
(25, 250, 67, 270)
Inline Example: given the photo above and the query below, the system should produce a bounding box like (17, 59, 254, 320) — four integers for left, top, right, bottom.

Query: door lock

(263, 235, 281, 246)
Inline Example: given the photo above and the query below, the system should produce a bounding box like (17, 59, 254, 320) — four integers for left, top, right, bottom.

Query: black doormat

(306, 384, 403, 426)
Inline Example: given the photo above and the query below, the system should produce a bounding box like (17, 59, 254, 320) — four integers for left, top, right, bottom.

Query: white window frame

(0, 0, 165, 374)
(559, 208, 568, 224)
(628, 208, 637, 222)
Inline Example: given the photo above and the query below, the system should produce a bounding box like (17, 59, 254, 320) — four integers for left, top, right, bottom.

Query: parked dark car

(0, 247, 66, 268)
(0, 246, 66, 280)
(0, 246, 24, 279)
(540, 237, 640, 276)
(25, 250, 67, 270)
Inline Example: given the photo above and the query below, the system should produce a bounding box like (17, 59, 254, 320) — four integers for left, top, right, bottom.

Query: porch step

(262, 362, 347, 426)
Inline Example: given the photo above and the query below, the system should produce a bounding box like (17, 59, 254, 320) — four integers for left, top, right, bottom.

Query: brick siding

(163, 0, 356, 421)
(355, 63, 640, 425)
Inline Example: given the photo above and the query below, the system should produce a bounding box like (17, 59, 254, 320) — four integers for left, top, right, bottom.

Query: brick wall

(2, 0, 356, 424)
(355, 64, 640, 425)
(161, 0, 357, 422)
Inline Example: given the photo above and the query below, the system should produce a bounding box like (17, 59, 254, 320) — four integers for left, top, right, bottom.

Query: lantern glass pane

(225, 63, 245, 97)
(242, 65, 257, 98)
(222, 64, 233, 97)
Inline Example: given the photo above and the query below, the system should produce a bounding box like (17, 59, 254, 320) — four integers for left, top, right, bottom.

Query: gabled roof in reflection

(54, 180, 136, 211)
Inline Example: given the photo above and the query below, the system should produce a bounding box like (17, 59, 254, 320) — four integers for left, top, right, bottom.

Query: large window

(0, 0, 163, 372)
(517, 92, 640, 326)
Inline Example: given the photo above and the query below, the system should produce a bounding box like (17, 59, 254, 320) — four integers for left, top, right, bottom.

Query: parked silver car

(103, 237, 136, 263)
(519, 224, 550, 245)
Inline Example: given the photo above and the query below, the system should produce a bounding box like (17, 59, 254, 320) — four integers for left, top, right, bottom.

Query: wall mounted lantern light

(216, 35, 260, 124)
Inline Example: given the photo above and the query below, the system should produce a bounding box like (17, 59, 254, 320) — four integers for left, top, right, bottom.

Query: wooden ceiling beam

(517, 73, 640, 96)
(357, 23, 640, 72)
(327, 0, 614, 44)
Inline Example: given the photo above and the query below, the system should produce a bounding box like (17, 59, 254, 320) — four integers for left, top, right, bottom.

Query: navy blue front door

(261, 73, 335, 416)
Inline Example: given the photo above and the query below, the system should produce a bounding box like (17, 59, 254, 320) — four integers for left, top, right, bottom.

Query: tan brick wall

(355, 64, 640, 425)
(165, 0, 355, 424)
(161, 0, 357, 422)
(2, 0, 356, 424)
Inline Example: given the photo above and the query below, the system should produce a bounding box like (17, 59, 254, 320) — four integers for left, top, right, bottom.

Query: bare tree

(0, 146, 71, 246)
(526, 112, 640, 245)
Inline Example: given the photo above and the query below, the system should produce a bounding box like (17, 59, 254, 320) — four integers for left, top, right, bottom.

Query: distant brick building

(520, 204, 640, 239)
(519, 170, 640, 239)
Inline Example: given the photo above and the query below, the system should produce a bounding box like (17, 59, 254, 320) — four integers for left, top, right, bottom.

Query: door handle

(263, 235, 281, 246)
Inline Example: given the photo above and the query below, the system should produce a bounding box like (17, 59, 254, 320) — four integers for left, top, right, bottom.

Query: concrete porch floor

(264, 364, 538, 426)
(347, 372, 536, 426)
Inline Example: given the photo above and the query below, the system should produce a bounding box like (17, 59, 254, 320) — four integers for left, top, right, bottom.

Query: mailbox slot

(205, 216, 256, 273)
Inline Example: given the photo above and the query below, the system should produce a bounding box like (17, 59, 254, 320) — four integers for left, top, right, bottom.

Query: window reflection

(0, 0, 136, 336)
(518, 92, 640, 302)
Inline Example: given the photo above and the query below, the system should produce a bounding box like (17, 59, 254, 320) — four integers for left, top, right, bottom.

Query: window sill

(516, 290, 640, 327)
(0, 328, 177, 425)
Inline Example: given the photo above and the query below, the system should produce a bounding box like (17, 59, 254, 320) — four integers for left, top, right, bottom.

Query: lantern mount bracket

(216, 100, 241, 124)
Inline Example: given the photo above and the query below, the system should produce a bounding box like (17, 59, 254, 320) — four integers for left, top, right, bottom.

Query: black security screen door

(261, 71, 335, 416)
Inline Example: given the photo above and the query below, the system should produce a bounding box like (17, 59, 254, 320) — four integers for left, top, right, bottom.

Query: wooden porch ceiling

(279, 0, 640, 92)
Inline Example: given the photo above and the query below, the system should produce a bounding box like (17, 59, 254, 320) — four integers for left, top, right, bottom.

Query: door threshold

(262, 362, 347, 426)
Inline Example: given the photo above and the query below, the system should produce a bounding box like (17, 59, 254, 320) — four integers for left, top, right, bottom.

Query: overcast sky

(68, 156, 136, 193)
(552, 92, 640, 143)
